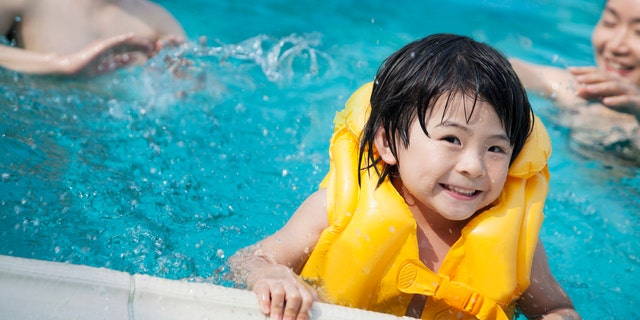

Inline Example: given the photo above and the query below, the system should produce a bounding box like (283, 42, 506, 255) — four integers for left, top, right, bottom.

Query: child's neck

(414, 211, 465, 272)
(392, 176, 468, 271)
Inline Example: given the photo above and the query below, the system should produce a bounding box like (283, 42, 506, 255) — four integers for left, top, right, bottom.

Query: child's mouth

(443, 184, 479, 197)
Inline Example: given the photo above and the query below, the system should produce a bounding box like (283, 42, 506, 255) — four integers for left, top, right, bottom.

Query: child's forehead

(434, 90, 479, 103)
(422, 92, 503, 127)
(428, 91, 489, 116)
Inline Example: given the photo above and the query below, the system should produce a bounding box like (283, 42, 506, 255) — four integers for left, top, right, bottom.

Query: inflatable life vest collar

(334, 82, 371, 137)
(508, 115, 551, 179)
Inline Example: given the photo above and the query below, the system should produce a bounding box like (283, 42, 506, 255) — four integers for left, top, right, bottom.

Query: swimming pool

(0, 0, 637, 319)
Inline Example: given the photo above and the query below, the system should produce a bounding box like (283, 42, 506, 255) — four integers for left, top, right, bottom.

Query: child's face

(592, 0, 640, 86)
(383, 93, 513, 221)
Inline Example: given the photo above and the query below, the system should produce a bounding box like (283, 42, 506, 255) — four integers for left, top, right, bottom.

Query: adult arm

(510, 58, 585, 108)
(0, 33, 154, 76)
(227, 188, 329, 320)
(138, 1, 186, 41)
(517, 240, 581, 320)
(511, 59, 640, 122)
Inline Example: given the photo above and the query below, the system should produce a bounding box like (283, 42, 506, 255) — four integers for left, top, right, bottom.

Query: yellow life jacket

(300, 82, 551, 319)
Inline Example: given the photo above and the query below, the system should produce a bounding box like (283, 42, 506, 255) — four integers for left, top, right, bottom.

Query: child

(0, 0, 185, 76)
(228, 34, 581, 320)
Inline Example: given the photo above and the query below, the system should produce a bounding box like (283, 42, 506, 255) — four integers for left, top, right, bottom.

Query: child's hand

(249, 264, 320, 320)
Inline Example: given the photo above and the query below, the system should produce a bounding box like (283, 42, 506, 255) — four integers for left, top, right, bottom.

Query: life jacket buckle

(398, 260, 486, 316)
(434, 278, 484, 316)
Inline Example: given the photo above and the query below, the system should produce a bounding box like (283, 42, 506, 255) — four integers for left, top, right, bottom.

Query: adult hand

(569, 66, 640, 120)
(64, 33, 156, 76)
(249, 264, 319, 320)
(153, 35, 185, 54)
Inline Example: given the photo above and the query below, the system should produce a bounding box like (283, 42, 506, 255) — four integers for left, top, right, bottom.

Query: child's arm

(517, 240, 581, 320)
(228, 189, 329, 320)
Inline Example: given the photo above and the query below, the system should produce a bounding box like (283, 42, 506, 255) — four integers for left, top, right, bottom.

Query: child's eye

(488, 145, 507, 154)
(442, 136, 461, 145)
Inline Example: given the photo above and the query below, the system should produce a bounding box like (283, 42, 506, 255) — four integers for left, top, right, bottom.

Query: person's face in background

(592, 0, 640, 85)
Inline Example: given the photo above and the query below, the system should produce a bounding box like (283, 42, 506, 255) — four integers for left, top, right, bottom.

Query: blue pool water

(1, 0, 638, 319)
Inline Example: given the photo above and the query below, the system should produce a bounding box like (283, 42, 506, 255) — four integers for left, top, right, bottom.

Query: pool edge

(0, 255, 407, 320)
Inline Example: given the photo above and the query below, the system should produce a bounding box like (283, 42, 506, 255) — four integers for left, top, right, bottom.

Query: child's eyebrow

(436, 121, 511, 142)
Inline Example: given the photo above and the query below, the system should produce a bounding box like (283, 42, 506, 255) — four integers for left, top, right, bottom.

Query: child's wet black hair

(359, 33, 533, 186)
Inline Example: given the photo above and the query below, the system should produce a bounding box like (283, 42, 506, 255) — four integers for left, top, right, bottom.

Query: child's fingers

(267, 281, 314, 320)
(295, 287, 315, 320)
(249, 273, 318, 320)
(252, 282, 274, 315)
(281, 288, 303, 320)
(282, 282, 315, 320)
(268, 284, 286, 320)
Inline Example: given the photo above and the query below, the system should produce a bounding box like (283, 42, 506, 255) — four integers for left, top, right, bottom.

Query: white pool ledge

(0, 255, 408, 320)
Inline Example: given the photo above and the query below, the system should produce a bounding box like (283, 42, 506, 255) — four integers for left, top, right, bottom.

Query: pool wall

(0, 255, 407, 320)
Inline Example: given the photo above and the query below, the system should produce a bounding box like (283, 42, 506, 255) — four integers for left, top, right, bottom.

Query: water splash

(191, 33, 334, 83)
(92, 33, 336, 114)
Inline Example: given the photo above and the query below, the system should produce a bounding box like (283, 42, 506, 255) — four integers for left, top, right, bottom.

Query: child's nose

(455, 152, 485, 178)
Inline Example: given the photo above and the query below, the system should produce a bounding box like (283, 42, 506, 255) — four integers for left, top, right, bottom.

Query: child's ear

(374, 125, 398, 165)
